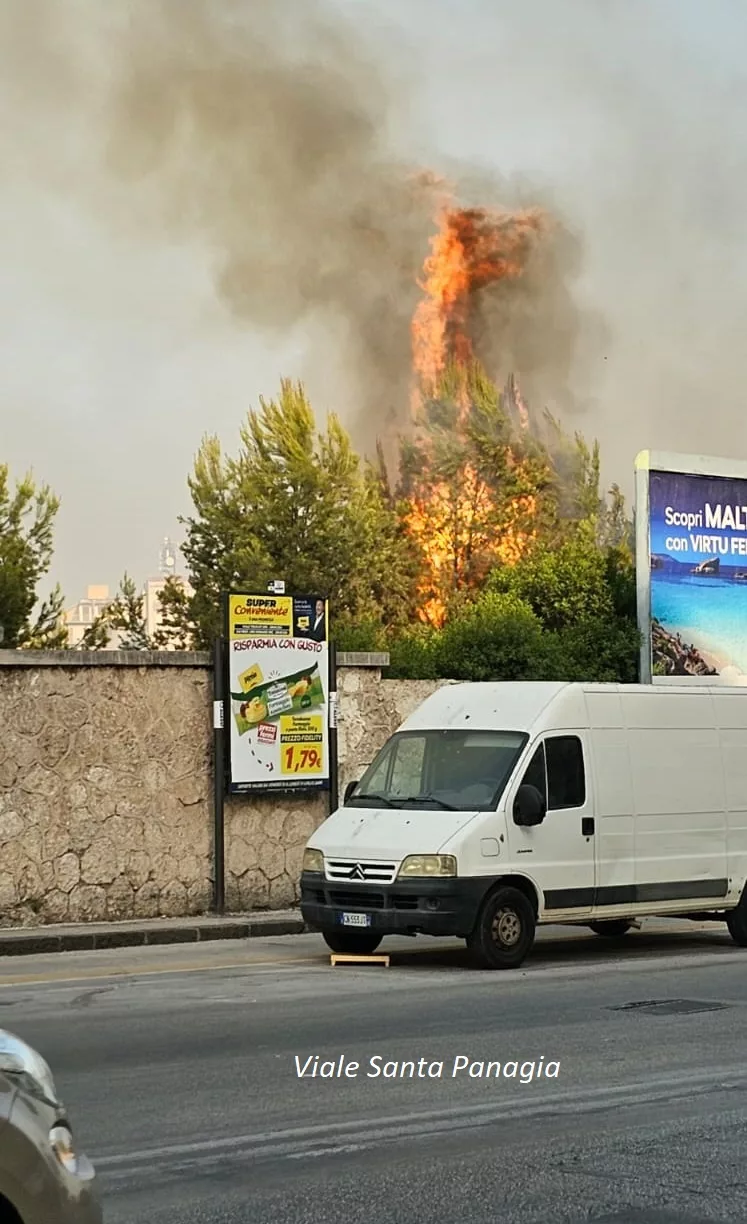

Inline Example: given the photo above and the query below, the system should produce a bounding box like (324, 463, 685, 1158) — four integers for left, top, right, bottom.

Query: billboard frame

(222, 589, 336, 797)
(635, 449, 747, 685)
(210, 591, 339, 915)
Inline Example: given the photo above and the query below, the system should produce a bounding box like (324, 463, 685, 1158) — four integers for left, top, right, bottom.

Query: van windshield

(348, 730, 528, 812)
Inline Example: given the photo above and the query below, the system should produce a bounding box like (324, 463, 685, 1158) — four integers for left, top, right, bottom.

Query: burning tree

(149, 186, 635, 669)
(411, 202, 546, 404)
(400, 194, 614, 627)
(400, 363, 551, 626)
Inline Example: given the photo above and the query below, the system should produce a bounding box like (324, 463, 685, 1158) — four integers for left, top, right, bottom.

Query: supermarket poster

(225, 593, 329, 793)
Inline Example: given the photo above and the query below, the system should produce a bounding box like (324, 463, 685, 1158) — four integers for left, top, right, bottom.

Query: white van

(300, 681, 747, 969)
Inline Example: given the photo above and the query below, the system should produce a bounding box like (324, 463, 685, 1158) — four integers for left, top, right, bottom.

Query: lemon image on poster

(231, 662, 325, 736)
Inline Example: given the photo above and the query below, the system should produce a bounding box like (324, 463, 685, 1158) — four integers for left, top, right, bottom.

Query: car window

(545, 736, 585, 809)
(361, 749, 392, 795)
(354, 730, 528, 811)
(389, 735, 427, 798)
(520, 744, 547, 801)
(518, 737, 585, 811)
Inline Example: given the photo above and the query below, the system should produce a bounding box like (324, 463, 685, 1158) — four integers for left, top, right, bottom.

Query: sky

(3, 0, 747, 605)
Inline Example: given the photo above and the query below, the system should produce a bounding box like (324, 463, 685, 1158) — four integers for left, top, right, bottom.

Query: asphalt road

(3, 920, 747, 1224)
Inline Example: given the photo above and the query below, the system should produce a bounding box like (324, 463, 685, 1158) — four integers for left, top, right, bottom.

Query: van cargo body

(299, 682, 747, 969)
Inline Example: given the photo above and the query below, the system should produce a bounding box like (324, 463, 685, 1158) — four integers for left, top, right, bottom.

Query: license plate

(338, 912, 372, 927)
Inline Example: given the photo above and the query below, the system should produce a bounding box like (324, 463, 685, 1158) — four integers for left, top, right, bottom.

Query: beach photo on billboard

(636, 450, 747, 684)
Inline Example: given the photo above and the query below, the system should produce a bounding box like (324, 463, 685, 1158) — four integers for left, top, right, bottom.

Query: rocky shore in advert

(652, 619, 718, 677)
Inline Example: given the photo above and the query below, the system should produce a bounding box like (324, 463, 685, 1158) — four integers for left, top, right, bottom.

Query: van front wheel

(467, 886, 535, 970)
(321, 929, 382, 956)
(726, 901, 747, 946)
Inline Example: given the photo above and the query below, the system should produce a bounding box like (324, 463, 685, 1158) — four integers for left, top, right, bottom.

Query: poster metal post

(212, 634, 226, 915)
(327, 642, 339, 815)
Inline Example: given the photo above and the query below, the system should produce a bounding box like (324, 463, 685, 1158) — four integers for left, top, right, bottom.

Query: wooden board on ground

(330, 954, 390, 967)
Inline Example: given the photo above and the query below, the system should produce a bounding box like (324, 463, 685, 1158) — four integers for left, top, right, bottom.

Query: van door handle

(582, 817, 595, 836)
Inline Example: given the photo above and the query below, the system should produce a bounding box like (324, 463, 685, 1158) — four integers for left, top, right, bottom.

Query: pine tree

(77, 574, 155, 651)
(168, 380, 419, 648)
(0, 464, 67, 648)
(399, 362, 557, 625)
(104, 574, 153, 650)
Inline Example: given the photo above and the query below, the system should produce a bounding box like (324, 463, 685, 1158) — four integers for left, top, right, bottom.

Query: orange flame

(406, 476, 538, 628)
(407, 197, 546, 623)
(411, 204, 544, 417)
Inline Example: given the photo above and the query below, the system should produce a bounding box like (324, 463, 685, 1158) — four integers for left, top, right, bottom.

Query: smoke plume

(0, 0, 592, 461)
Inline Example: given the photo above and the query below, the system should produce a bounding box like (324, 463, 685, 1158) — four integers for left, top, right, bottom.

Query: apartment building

(64, 539, 192, 649)
(63, 585, 123, 648)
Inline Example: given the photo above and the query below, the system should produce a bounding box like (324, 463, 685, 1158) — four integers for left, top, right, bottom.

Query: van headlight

(0, 1029, 58, 1105)
(397, 855, 457, 878)
(302, 848, 324, 873)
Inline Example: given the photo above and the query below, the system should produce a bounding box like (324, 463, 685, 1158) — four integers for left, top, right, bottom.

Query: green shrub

(549, 618, 641, 683)
(386, 624, 440, 679)
(487, 523, 616, 632)
(433, 592, 549, 681)
(332, 612, 388, 653)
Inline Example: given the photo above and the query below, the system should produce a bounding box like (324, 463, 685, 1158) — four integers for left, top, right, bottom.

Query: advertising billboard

(635, 451, 747, 684)
(224, 592, 331, 793)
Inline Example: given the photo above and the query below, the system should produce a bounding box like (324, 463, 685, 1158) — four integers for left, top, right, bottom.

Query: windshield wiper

(401, 794, 458, 810)
(347, 792, 396, 808)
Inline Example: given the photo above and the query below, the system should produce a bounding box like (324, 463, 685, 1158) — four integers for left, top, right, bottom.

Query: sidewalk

(0, 909, 307, 957)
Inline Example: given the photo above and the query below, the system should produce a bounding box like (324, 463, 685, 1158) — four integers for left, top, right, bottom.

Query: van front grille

(391, 894, 420, 910)
(327, 889, 386, 910)
(302, 887, 431, 913)
(325, 859, 398, 884)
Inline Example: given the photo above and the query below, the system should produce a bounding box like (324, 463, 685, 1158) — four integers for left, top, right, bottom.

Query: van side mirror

(343, 780, 358, 804)
(513, 784, 546, 827)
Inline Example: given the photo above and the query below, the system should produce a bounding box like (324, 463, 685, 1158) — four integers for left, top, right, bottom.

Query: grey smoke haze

(1, 0, 746, 602)
(100, 0, 437, 458)
(4, 1, 585, 452)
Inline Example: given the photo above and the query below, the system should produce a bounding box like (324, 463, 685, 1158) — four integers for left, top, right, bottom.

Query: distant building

(65, 538, 193, 650)
(63, 585, 122, 648)
(143, 539, 193, 645)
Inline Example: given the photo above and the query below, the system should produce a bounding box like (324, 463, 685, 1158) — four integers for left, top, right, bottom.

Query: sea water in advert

(226, 593, 330, 791)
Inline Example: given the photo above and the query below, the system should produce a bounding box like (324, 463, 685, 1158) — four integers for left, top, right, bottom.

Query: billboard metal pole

(327, 641, 339, 816)
(212, 634, 226, 915)
(635, 450, 652, 684)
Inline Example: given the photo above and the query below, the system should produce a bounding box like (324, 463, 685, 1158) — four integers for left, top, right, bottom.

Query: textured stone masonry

(0, 653, 445, 926)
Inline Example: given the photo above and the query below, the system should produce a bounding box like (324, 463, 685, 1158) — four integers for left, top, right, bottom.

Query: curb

(0, 914, 308, 958)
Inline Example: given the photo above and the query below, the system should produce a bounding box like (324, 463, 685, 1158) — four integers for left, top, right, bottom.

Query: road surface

(2, 920, 747, 1223)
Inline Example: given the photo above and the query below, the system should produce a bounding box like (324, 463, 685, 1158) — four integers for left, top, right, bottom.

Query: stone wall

(0, 651, 444, 926)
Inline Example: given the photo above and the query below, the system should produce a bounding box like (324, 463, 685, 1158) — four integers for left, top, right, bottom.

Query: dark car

(0, 1028, 102, 1223)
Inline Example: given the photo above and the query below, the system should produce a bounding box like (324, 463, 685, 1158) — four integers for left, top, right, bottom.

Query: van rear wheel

(321, 929, 382, 956)
(467, 886, 535, 970)
(588, 920, 633, 937)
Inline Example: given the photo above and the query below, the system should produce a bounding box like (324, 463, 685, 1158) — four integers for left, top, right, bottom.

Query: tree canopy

(0, 464, 66, 649)
(164, 379, 419, 648)
(5, 366, 641, 685)
(136, 368, 640, 680)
